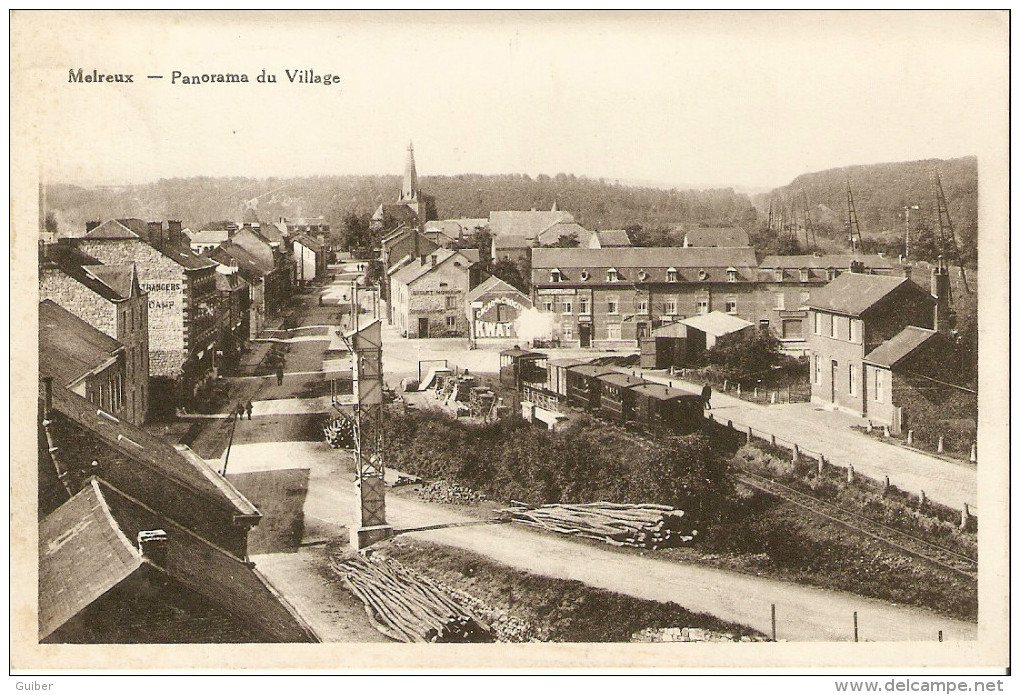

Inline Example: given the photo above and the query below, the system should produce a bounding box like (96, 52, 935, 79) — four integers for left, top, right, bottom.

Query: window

(814, 312, 822, 335)
(580, 270, 590, 281)
(607, 296, 618, 314)
(849, 319, 857, 343)
(664, 298, 677, 315)
(445, 316, 457, 329)
(496, 304, 512, 323)
(830, 315, 837, 339)
(875, 369, 885, 402)
(725, 298, 737, 314)
(562, 299, 572, 314)
(562, 324, 573, 340)
(606, 324, 622, 340)
(579, 297, 589, 314)
(550, 269, 561, 283)
(800, 269, 809, 282)
(607, 268, 619, 282)
(782, 318, 803, 339)
(446, 295, 458, 310)
(543, 300, 554, 312)
(774, 269, 784, 282)
(637, 298, 648, 314)
(696, 298, 709, 314)
(774, 292, 785, 310)
(848, 364, 856, 396)
(727, 267, 737, 282)
(826, 269, 835, 281)
(666, 267, 678, 283)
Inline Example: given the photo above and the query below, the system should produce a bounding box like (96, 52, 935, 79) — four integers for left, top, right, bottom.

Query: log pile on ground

(503, 502, 697, 549)
(331, 555, 494, 643)
(416, 480, 486, 505)
(323, 414, 356, 449)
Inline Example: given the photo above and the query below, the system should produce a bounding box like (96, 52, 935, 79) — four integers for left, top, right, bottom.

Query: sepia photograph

(9, 9, 1010, 678)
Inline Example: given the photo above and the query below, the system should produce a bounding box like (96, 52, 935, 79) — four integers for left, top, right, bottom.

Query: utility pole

(846, 177, 863, 254)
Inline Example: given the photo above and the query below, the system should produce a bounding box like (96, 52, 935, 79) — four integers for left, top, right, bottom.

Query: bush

(704, 328, 783, 379)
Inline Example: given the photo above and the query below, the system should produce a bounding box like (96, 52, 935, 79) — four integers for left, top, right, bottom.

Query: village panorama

(36, 144, 979, 645)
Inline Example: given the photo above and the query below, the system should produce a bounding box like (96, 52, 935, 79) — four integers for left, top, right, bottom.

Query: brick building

(530, 246, 761, 348)
(807, 270, 937, 422)
(74, 219, 221, 404)
(757, 254, 896, 354)
(39, 242, 149, 424)
(390, 248, 478, 338)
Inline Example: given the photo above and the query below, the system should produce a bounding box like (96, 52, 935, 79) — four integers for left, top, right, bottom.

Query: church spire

(551, 199, 559, 212)
(400, 141, 419, 203)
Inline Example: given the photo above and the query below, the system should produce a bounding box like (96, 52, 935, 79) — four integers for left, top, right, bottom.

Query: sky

(11, 10, 1008, 191)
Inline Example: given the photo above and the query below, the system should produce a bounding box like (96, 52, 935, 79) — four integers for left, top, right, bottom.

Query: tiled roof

(808, 273, 926, 316)
(465, 275, 531, 304)
(292, 233, 325, 252)
(864, 326, 940, 368)
(38, 479, 142, 640)
(489, 210, 574, 238)
(215, 270, 248, 292)
(49, 386, 260, 519)
(684, 227, 751, 247)
(86, 264, 139, 299)
(207, 242, 274, 278)
(40, 248, 126, 303)
(190, 230, 231, 246)
(391, 248, 475, 286)
(532, 246, 757, 270)
(84, 220, 217, 270)
(678, 311, 754, 337)
(39, 300, 123, 389)
(492, 234, 531, 250)
(536, 222, 591, 246)
(592, 230, 632, 248)
(759, 254, 895, 270)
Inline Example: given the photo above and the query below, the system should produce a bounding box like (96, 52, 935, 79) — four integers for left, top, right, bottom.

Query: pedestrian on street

(245, 401, 253, 420)
(701, 384, 712, 410)
(276, 365, 285, 386)
(236, 402, 245, 420)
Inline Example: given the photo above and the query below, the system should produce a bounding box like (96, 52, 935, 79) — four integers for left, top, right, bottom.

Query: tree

(544, 232, 579, 248)
(491, 258, 529, 293)
(704, 328, 783, 378)
(420, 192, 439, 223)
(340, 211, 373, 251)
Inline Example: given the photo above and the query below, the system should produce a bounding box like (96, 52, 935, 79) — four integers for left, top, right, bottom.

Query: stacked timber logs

(503, 502, 696, 550)
(331, 555, 494, 643)
(323, 414, 356, 449)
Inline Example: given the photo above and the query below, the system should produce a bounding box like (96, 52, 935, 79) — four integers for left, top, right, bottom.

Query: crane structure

(845, 178, 863, 253)
(931, 168, 971, 293)
(340, 290, 393, 549)
(802, 189, 817, 252)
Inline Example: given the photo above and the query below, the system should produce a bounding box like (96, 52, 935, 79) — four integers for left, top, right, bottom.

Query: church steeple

(400, 141, 419, 204)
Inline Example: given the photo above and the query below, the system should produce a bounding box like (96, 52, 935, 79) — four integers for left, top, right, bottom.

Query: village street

(161, 270, 979, 643)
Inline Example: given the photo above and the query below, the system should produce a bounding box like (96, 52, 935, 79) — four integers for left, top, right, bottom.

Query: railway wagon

(499, 348, 548, 391)
(628, 382, 705, 434)
(596, 372, 645, 423)
(565, 364, 615, 411)
(546, 358, 585, 400)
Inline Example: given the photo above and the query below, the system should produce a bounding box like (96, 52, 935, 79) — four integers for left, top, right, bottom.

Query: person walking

(236, 402, 245, 420)
(276, 364, 285, 386)
(245, 401, 253, 420)
(701, 384, 713, 410)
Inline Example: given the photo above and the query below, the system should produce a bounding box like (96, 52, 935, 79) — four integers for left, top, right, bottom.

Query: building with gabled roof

(39, 242, 149, 424)
(465, 275, 534, 344)
(424, 218, 488, 247)
(292, 233, 327, 285)
(206, 241, 269, 339)
(806, 269, 939, 427)
(39, 476, 317, 644)
(390, 248, 479, 338)
(588, 229, 632, 249)
(39, 300, 129, 422)
(489, 206, 579, 265)
(372, 143, 423, 234)
(231, 223, 294, 313)
(74, 220, 222, 407)
(189, 229, 231, 253)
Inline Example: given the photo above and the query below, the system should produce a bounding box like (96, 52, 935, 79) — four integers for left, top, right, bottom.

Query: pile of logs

(502, 502, 696, 550)
(331, 555, 494, 643)
(323, 414, 356, 449)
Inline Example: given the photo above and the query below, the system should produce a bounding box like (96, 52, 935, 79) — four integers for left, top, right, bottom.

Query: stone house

(214, 265, 250, 365)
(74, 219, 221, 404)
(38, 243, 149, 425)
(231, 225, 293, 315)
(390, 249, 478, 338)
(206, 242, 269, 339)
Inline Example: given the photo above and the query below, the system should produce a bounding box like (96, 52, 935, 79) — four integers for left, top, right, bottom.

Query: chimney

(137, 529, 169, 566)
(86, 220, 101, 233)
(902, 264, 913, 281)
(431, 254, 437, 267)
(848, 260, 865, 274)
(168, 220, 182, 245)
(420, 254, 427, 265)
(147, 221, 164, 246)
(41, 376, 53, 417)
(931, 256, 953, 332)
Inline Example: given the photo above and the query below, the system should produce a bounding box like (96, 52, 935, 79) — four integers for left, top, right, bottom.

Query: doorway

(418, 317, 429, 338)
(579, 324, 591, 348)
(830, 360, 838, 403)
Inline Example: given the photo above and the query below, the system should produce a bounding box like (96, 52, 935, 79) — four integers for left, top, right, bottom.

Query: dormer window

(800, 269, 809, 282)
(550, 268, 561, 283)
(637, 270, 648, 282)
(607, 267, 619, 282)
(580, 269, 590, 281)
(774, 268, 784, 282)
(666, 267, 678, 283)
(826, 268, 835, 281)
(698, 269, 708, 281)
(727, 267, 737, 282)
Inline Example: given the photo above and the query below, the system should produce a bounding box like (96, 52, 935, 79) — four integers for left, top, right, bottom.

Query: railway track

(736, 470, 977, 579)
